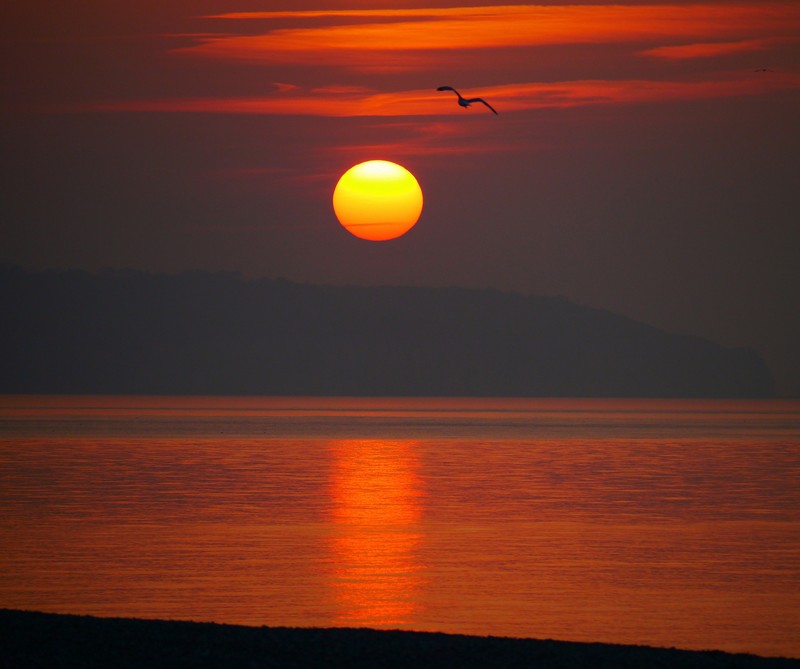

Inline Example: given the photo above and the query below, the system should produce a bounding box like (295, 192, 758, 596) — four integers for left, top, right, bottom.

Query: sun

(333, 160, 423, 241)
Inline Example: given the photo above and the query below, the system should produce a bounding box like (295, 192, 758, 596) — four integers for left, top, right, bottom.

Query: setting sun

(333, 160, 423, 241)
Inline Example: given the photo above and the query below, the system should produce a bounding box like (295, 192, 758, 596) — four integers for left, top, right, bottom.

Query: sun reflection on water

(326, 439, 425, 627)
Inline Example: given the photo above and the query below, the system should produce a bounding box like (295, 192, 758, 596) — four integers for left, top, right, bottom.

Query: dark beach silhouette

(1, 610, 797, 669)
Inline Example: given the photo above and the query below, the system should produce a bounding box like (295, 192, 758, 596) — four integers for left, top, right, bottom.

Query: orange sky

(2, 0, 800, 393)
(89, 74, 800, 117)
(79, 3, 800, 117)
(194, 4, 799, 58)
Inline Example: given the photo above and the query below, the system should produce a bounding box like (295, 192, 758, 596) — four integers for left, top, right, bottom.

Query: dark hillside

(0, 266, 774, 397)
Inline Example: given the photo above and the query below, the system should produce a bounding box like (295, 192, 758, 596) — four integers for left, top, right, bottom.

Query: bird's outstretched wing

(472, 97, 498, 115)
(437, 86, 498, 114)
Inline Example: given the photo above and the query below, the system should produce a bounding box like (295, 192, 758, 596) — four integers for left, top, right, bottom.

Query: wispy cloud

(639, 37, 791, 60)
(327, 121, 496, 160)
(69, 3, 800, 121)
(175, 3, 800, 71)
(83, 72, 800, 117)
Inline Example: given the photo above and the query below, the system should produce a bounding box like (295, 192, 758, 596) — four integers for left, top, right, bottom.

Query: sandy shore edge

(1, 609, 797, 668)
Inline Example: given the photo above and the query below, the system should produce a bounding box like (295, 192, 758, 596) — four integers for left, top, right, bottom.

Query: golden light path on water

(327, 440, 424, 626)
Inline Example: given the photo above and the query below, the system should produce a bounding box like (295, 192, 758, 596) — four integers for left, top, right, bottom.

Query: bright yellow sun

(333, 160, 423, 241)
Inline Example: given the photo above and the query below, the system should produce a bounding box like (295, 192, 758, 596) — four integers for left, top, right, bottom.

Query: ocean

(0, 396, 798, 658)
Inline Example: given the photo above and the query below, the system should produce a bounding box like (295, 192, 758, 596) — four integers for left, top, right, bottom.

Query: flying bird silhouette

(437, 86, 498, 114)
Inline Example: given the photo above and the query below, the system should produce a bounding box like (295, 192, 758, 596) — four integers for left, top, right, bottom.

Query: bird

(436, 86, 498, 114)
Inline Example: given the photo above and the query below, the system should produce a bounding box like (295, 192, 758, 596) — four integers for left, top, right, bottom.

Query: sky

(2, 1, 799, 394)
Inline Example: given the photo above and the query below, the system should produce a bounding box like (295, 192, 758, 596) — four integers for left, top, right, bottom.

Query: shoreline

(2, 609, 797, 668)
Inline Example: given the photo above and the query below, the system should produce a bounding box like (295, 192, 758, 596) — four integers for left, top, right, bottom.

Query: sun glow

(333, 160, 423, 241)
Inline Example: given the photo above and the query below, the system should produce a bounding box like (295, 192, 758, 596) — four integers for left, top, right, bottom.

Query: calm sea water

(1, 396, 798, 658)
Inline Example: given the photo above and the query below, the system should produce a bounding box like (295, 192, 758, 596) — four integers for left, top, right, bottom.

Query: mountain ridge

(0, 266, 774, 397)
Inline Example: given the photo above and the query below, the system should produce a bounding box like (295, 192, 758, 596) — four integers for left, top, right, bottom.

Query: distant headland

(0, 266, 774, 397)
